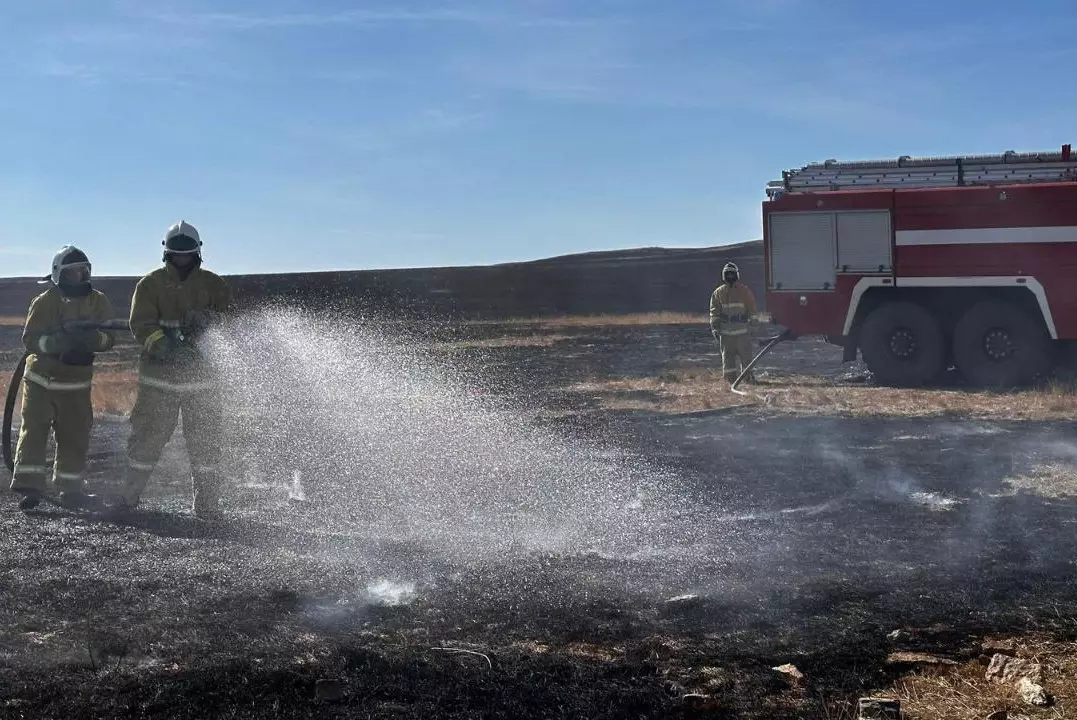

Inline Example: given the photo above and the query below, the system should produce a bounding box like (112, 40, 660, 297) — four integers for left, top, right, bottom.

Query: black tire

(859, 301, 946, 387)
(952, 299, 1053, 388)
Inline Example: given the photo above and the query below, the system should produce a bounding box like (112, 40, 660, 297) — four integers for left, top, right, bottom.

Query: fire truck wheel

(952, 299, 1052, 388)
(859, 301, 945, 387)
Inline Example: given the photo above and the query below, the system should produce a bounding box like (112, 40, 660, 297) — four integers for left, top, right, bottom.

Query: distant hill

(0, 240, 765, 321)
(528, 239, 762, 266)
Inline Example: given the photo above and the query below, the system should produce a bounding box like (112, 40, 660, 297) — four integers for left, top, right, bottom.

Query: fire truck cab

(763, 145, 1077, 388)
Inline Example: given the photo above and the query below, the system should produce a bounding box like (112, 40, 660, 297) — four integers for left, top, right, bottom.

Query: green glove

(69, 329, 105, 350)
(145, 335, 171, 363)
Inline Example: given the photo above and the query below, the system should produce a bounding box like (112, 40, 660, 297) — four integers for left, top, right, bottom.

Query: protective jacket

(129, 264, 233, 389)
(22, 287, 116, 389)
(709, 282, 758, 336)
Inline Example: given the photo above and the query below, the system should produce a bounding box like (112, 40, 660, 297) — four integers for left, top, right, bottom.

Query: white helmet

(41, 245, 92, 290)
(162, 220, 203, 262)
(722, 261, 740, 283)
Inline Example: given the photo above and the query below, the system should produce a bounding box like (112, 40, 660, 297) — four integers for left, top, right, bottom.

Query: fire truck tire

(859, 301, 945, 387)
(952, 299, 1052, 387)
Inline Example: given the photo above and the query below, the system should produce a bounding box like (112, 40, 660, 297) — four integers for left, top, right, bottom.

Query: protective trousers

(121, 380, 223, 510)
(9, 377, 93, 495)
(720, 333, 754, 381)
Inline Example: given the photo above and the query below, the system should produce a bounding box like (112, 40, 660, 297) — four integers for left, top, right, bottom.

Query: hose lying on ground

(729, 328, 793, 397)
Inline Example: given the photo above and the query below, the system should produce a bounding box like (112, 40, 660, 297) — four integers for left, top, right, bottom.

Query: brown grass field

(4, 313, 1077, 423)
(0, 313, 1055, 437)
(493, 311, 710, 327)
(563, 369, 1077, 420)
(891, 632, 1077, 718)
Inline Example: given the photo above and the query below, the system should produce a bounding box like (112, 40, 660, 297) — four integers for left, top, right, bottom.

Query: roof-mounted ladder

(766, 144, 1077, 199)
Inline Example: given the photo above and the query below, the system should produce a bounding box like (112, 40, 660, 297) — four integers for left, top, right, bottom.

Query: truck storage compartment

(768, 211, 837, 290)
(836, 210, 892, 272)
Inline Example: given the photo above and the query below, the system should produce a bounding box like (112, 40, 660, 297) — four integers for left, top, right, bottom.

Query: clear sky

(2, 0, 1075, 278)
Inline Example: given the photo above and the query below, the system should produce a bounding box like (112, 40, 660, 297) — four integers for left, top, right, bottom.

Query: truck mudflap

(823, 334, 858, 363)
(843, 338, 858, 363)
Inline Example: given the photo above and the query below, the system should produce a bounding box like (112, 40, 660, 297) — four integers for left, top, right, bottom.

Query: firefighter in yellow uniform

(115, 221, 233, 520)
(10, 246, 117, 511)
(709, 261, 758, 382)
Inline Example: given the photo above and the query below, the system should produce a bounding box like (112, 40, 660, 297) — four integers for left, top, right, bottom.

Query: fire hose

(729, 328, 794, 397)
(3, 319, 131, 474)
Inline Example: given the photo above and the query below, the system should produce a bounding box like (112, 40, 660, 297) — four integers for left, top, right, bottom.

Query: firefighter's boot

(17, 491, 42, 511)
(58, 490, 104, 512)
(192, 470, 223, 521)
(114, 464, 151, 513)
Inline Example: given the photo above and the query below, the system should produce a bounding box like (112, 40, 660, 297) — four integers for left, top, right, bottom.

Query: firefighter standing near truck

(114, 220, 233, 520)
(10, 246, 117, 511)
(709, 261, 758, 383)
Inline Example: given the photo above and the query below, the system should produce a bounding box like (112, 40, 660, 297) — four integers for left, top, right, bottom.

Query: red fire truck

(762, 145, 1077, 388)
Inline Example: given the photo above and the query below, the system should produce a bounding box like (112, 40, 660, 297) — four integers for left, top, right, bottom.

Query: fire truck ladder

(767, 144, 1077, 198)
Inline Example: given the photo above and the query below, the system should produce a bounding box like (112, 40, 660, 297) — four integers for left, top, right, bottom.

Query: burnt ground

(3, 317, 1077, 718)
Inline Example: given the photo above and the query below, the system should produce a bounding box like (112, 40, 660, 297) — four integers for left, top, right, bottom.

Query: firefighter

(115, 220, 233, 520)
(10, 246, 117, 511)
(709, 261, 758, 383)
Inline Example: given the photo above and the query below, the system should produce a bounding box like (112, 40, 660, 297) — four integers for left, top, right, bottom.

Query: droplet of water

(365, 578, 416, 606)
(289, 470, 307, 503)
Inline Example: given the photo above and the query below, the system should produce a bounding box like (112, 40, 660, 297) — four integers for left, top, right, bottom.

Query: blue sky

(1, 0, 1075, 277)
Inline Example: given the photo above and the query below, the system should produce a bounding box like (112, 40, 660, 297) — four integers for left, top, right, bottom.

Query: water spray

(196, 305, 718, 567)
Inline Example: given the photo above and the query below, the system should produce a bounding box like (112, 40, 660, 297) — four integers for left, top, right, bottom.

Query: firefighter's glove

(144, 330, 171, 362)
(59, 348, 95, 367)
(69, 328, 112, 352)
(144, 329, 196, 363)
(51, 328, 108, 366)
(38, 333, 74, 356)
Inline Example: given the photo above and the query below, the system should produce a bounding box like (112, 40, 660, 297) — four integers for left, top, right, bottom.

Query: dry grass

(565, 370, 754, 415)
(1001, 463, 1077, 499)
(90, 370, 138, 415)
(0, 369, 138, 417)
(434, 334, 580, 350)
(564, 370, 1077, 420)
(475, 312, 709, 328)
(887, 633, 1076, 718)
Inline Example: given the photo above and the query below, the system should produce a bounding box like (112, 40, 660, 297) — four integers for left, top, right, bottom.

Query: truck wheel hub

(984, 328, 1014, 360)
(889, 329, 917, 359)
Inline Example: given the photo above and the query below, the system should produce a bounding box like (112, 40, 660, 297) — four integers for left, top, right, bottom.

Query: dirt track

(2, 318, 1076, 718)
